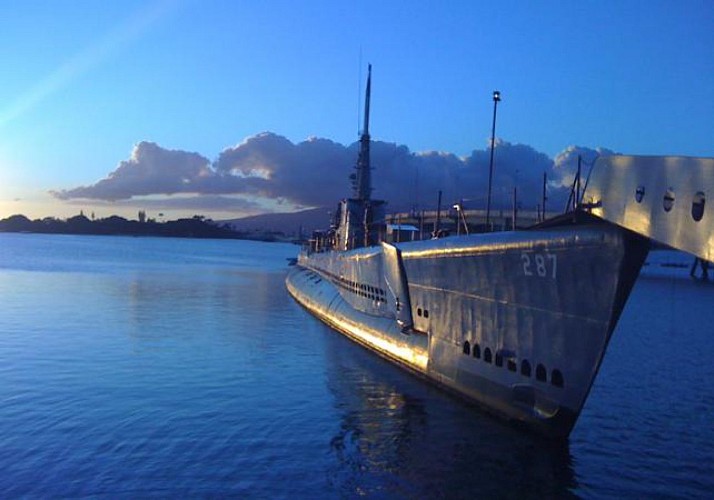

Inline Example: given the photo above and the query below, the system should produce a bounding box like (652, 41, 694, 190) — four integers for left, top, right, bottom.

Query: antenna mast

(354, 64, 372, 201)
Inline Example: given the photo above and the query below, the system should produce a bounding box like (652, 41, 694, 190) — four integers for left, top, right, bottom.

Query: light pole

(485, 90, 501, 230)
(452, 203, 461, 236)
(453, 201, 469, 236)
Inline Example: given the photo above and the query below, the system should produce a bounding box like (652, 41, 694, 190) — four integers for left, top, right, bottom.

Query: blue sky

(0, 0, 712, 219)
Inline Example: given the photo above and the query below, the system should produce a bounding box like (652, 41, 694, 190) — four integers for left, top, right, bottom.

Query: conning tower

(335, 64, 385, 250)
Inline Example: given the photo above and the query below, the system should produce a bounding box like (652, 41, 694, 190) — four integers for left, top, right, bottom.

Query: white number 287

(521, 253, 557, 279)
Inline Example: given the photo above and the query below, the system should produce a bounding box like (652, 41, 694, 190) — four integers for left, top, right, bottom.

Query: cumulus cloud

(213, 133, 352, 206)
(552, 145, 616, 189)
(52, 133, 609, 214)
(52, 141, 215, 200)
(61, 194, 264, 213)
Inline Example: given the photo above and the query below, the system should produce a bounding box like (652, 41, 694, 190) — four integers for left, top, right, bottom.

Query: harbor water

(0, 233, 712, 498)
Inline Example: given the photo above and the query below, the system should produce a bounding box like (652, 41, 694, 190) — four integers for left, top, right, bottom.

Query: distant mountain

(222, 207, 331, 237)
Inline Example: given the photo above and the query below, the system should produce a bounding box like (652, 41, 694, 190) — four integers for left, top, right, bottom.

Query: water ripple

(0, 234, 712, 497)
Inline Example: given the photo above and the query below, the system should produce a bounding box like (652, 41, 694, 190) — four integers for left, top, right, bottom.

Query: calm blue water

(0, 234, 712, 498)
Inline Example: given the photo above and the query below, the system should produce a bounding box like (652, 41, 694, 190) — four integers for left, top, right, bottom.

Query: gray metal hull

(286, 219, 648, 438)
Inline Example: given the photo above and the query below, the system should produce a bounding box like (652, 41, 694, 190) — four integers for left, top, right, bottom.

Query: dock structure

(385, 208, 557, 239)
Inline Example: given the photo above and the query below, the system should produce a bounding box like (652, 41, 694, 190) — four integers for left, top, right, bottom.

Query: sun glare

(0, 0, 177, 130)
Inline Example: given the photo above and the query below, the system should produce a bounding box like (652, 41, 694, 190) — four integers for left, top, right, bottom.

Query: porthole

(692, 191, 706, 222)
(484, 348, 492, 363)
(521, 360, 531, 377)
(635, 185, 645, 203)
(507, 359, 517, 372)
(663, 188, 675, 212)
(536, 364, 547, 382)
(463, 341, 471, 355)
(473, 344, 481, 359)
(424, 310, 429, 319)
(495, 352, 503, 367)
(417, 308, 422, 317)
(551, 369, 564, 388)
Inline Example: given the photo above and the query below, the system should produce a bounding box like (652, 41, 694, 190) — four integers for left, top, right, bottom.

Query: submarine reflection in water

(322, 330, 576, 497)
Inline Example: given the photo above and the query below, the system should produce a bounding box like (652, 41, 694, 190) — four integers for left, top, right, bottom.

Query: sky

(0, 0, 712, 221)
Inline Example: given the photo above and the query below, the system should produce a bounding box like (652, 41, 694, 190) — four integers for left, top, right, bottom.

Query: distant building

(138, 210, 146, 223)
(386, 223, 419, 243)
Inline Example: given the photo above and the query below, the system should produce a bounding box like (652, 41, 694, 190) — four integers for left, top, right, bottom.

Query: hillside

(223, 207, 331, 237)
